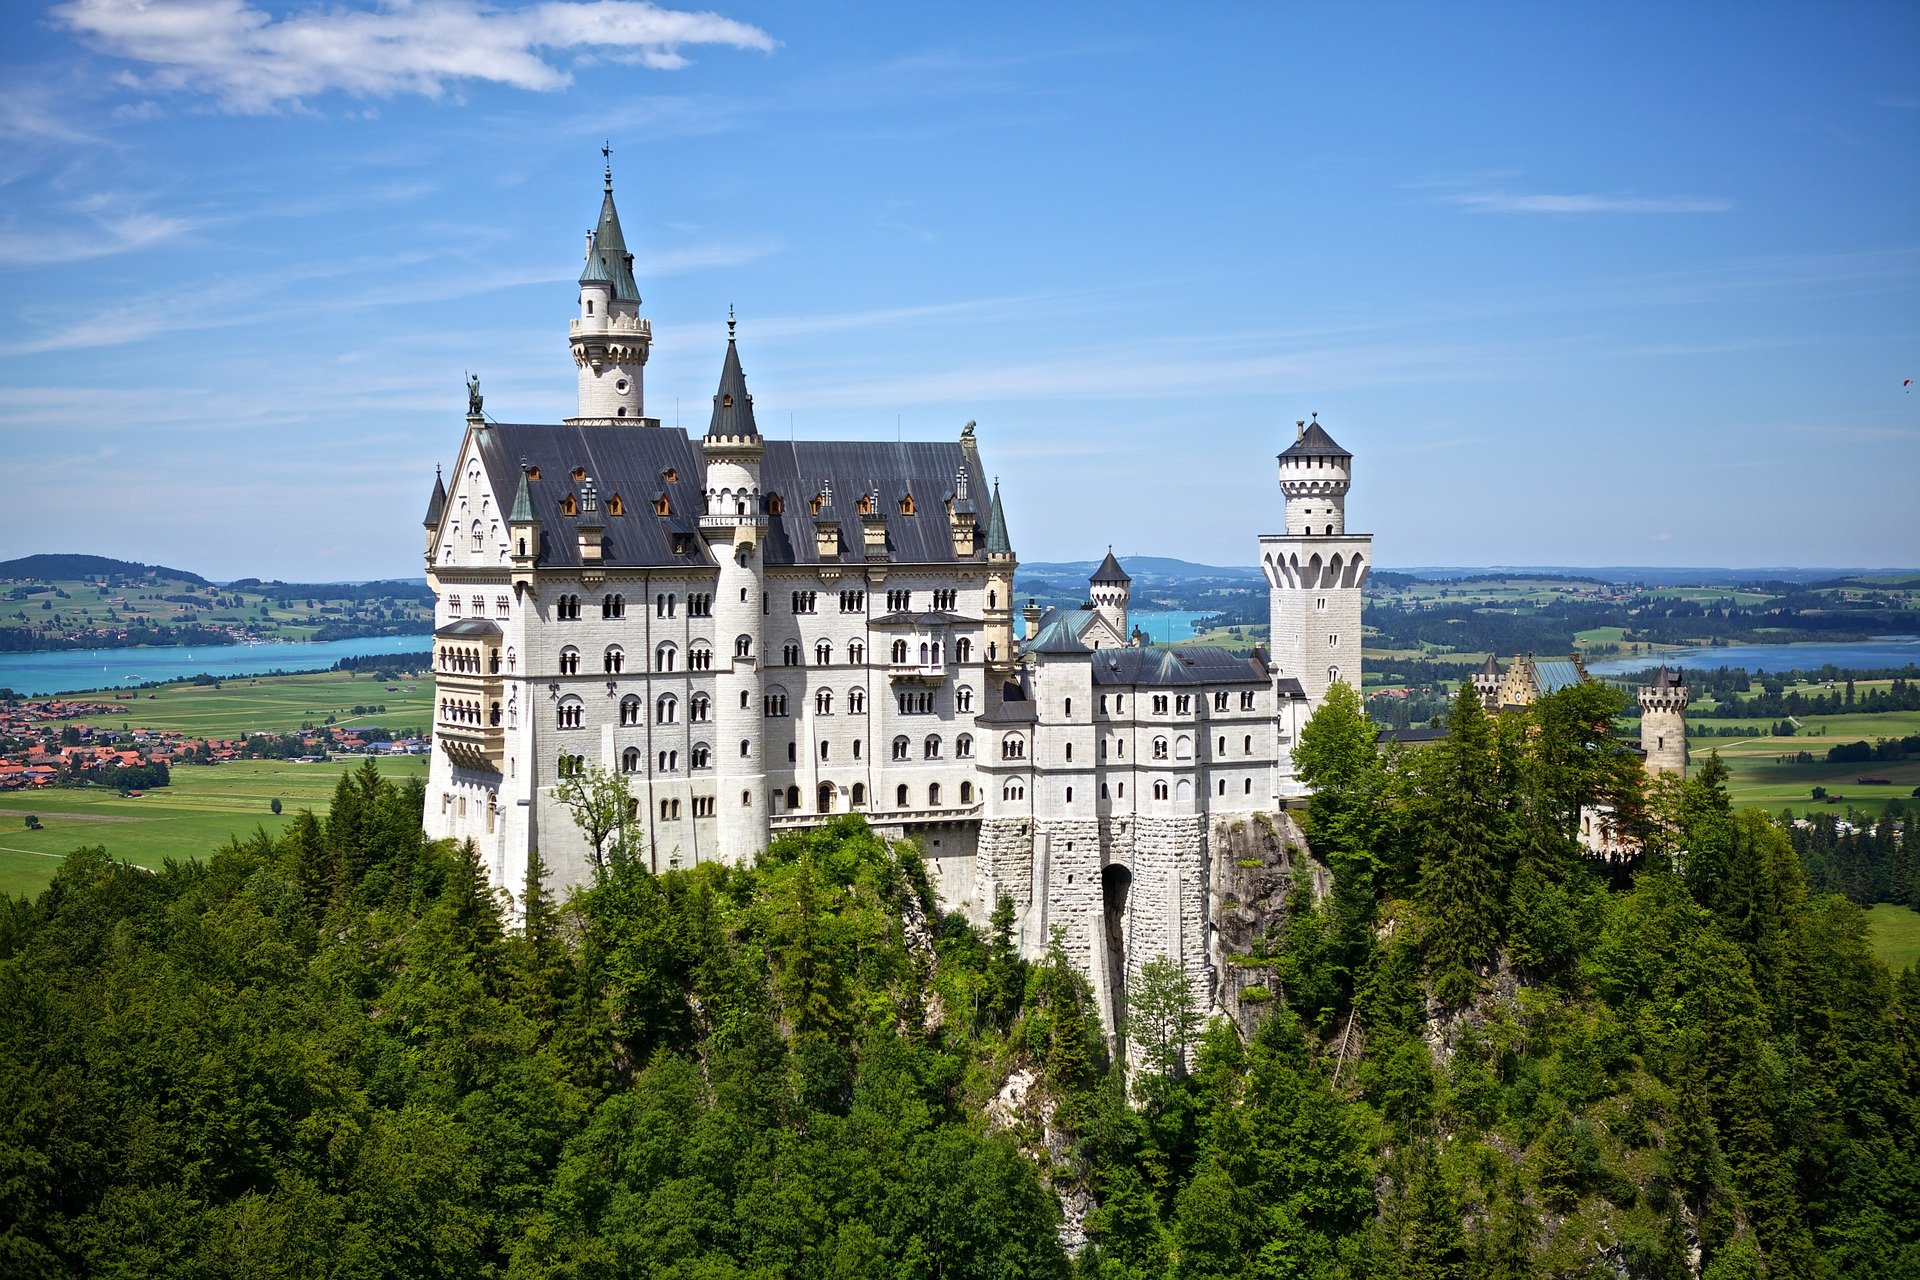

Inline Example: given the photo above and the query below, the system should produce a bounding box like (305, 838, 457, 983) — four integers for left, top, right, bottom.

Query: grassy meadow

(1865, 904, 1920, 972)
(0, 754, 430, 898)
(45, 668, 434, 738)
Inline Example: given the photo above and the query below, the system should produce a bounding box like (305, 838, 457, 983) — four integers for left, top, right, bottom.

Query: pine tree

(1419, 683, 1512, 1006)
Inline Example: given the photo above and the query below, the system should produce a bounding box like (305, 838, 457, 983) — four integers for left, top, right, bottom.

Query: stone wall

(1207, 810, 1318, 1036)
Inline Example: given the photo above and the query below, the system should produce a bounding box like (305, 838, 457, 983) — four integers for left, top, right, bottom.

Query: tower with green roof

(567, 147, 653, 424)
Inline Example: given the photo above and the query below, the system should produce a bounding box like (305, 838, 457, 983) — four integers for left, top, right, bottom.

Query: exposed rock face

(983, 1065, 1091, 1254)
(1207, 810, 1323, 1035)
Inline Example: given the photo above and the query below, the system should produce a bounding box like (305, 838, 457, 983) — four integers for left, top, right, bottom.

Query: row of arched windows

(889, 733, 973, 761)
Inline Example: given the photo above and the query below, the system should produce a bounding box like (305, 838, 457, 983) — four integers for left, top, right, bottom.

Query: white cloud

(1440, 190, 1732, 215)
(52, 0, 777, 113)
(0, 195, 205, 267)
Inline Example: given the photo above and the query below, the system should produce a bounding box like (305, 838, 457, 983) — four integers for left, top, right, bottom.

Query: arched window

(689, 645, 713, 671)
(621, 747, 641, 773)
(816, 689, 833, 715)
(735, 635, 753, 659)
(929, 783, 942, 806)
(896, 784, 910, 807)
(654, 642, 676, 672)
(892, 736, 910, 761)
(557, 697, 584, 729)
(656, 694, 677, 724)
(1329, 665, 1340, 685)
(848, 688, 866, 713)
(1153, 737, 1169, 760)
(956, 685, 974, 713)
(1003, 780, 1025, 801)
(604, 645, 625, 674)
(819, 740, 831, 760)
(924, 734, 941, 759)
(1002, 734, 1025, 760)
(817, 781, 834, 814)
(956, 637, 972, 663)
(692, 743, 711, 769)
(955, 733, 973, 758)
(782, 642, 801, 666)
(471, 521, 484, 551)
(919, 641, 930, 666)
(619, 695, 641, 726)
(506, 647, 516, 672)
(786, 785, 801, 810)
(891, 639, 909, 664)
(691, 694, 710, 722)
(1175, 735, 1192, 760)
(815, 640, 832, 666)
(960, 781, 973, 804)
(559, 646, 580, 676)
(1154, 780, 1169, 800)
(602, 593, 625, 619)
(849, 639, 866, 664)
(851, 782, 866, 808)
(1065, 786, 1073, 804)
(741, 740, 752, 758)
(1244, 734, 1253, 753)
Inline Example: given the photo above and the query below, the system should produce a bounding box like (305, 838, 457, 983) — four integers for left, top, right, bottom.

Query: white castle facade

(422, 167, 1371, 1027)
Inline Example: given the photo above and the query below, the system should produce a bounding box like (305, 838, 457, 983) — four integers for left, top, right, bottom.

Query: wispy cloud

(52, 0, 777, 113)
(0, 193, 206, 267)
(1439, 190, 1732, 215)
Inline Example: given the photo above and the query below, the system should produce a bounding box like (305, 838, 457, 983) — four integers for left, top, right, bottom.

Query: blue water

(0, 635, 433, 698)
(1586, 635, 1920, 677)
(1130, 610, 1222, 644)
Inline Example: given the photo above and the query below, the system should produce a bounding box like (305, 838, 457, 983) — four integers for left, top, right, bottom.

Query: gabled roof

(984, 479, 1012, 556)
(1531, 659, 1586, 695)
(1090, 549, 1130, 585)
(423, 467, 447, 529)
(706, 335, 760, 440)
(1279, 418, 1350, 461)
(1026, 613, 1091, 655)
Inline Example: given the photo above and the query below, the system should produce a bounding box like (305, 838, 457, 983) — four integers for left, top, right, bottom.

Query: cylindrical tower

(1639, 667, 1690, 777)
(1279, 414, 1351, 536)
(1088, 548, 1131, 648)
(567, 160, 651, 424)
(700, 323, 769, 861)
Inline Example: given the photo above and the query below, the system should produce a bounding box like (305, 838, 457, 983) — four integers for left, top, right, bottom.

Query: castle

(419, 162, 1372, 1030)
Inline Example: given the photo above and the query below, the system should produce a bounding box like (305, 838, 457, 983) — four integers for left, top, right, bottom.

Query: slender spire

(510, 460, 536, 523)
(602, 140, 612, 192)
(984, 476, 1012, 556)
(1091, 546, 1129, 585)
(423, 466, 447, 528)
(585, 148, 640, 303)
(706, 318, 761, 439)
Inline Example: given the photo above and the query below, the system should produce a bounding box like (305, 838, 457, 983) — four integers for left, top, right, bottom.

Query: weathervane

(602, 140, 612, 191)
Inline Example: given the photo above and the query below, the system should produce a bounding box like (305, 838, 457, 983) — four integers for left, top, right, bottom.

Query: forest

(1, 681, 1917, 1279)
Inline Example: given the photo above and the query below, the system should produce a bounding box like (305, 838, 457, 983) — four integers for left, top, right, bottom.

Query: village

(0, 693, 428, 792)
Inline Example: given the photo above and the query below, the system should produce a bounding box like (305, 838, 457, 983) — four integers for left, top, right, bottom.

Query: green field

(0, 754, 429, 898)
(3, 571, 429, 645)
(43, 668, 434, 738)
(1865, 904, 1920, 972)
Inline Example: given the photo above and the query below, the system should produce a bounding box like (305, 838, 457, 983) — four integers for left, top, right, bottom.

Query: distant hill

(1020, 556, 1265, 583)
(0, 554, 210, 585)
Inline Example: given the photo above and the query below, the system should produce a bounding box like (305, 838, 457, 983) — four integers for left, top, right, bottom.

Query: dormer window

(526, 465, 540, 480)
(653, 493, 671, 517)
(606, 493, 624, 516)
(560, 494, 578, 516)
(722, 394, 734, 408)
(572, 467, 587, 482)
(663, 468, 677, 484)
(767, 493, 784, 516)
(857, 493, 874, 515)
(899, 494, 915, 515)
(811, 493, 825, 515)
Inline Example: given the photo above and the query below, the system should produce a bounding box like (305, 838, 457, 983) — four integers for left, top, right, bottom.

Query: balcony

(438, 719, 504, 773)
(569, 315, 651, 338)
(770, 801, 982, 831)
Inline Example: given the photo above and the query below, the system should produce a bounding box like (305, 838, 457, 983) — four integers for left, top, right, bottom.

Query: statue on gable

(961, 419, 976, 440)
(466, 372, 484, 418)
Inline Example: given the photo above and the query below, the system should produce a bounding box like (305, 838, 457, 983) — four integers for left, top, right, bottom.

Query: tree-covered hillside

(2, 685, 1917, 1277)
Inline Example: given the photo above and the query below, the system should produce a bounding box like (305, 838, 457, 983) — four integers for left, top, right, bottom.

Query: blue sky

(1, 1, 1916, 581)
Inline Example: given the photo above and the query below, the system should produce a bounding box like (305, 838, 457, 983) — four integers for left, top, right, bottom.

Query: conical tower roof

(1091, 548, 1130, 585)
(585, 173, 641, 303)
(1279, 414, 1350, 460)
(984, 478, 1012, 556)
(423, 467, 447, 529)
(509, 463, 536, 523)
(706, 323, 761, 440)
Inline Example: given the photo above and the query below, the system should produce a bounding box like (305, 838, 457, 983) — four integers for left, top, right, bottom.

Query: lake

(0, 635, 433, 698)
(1586, 636, 1920, 677)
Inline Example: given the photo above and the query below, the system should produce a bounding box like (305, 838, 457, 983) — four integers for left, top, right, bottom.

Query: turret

(1278, 414, 1352, 536)
(1088, 547, 1130, 645)
(948, 464, 978, 557)
(698, 317, 769, 861)
(567, 149, 652, 424)
(508, 460, 540, 598)
(1639, 667, 1690, 777)
(983, 477, 1017, 667)
(423, 466, 447, 558)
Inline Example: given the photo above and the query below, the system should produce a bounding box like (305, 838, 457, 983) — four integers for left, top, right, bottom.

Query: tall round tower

(1639, 667, 1689, 777)
(567, 152, 652, 424)
(1088, 548, 1131, 649)
(699, 319, 769, 860)
(1279, 413, 1351, 536)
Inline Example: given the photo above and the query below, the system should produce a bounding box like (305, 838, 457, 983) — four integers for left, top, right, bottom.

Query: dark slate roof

(588, 187, 641, 303)
(706, 337, 760, 439)
(759, 438, 983, 567)
(1090, 646, 1266, 687)
(1278, 418, 1350, 461)
(1275, 676, 1306, 700)
(978, 674, 1037, 723)
(509, 466, 536, 523)
(473, 424, 712, 569)
(1648, 665, 1686, 689)
(435, 619, 502, 639)
(1090, 549, 1130, 585)
(1478, 654, 1504, 676)
(424, 467, 447, 529)
(983, 478, 1012, 556)
(870, 610, 977, 628)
